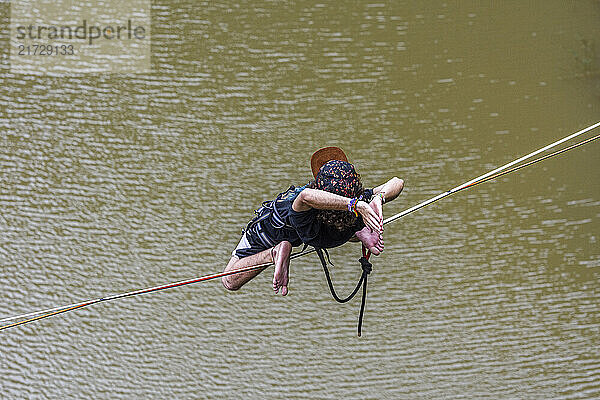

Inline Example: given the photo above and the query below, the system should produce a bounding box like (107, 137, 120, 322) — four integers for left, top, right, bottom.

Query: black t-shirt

(261, 189, 366, 249)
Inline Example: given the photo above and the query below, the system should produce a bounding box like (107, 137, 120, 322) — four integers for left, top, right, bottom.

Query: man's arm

(372, 177, 404, 204)
(292, 188, 383, 233)
(368, 177, 404, 221)
(351, 177, 404, 251)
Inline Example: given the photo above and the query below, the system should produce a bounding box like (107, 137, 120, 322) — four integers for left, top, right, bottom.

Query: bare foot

(272, 241, 292, 295)
(355, 226, 384, 255)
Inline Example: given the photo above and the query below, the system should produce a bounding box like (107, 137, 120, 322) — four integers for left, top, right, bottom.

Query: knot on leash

(358, 256, 372, 275)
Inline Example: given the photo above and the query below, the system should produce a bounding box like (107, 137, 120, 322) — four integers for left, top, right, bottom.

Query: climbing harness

(244, 185, 299, 248)
(1, 121, 599, 333)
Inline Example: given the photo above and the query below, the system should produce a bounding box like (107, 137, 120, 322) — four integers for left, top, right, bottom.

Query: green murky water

(1, 1, 599, 398)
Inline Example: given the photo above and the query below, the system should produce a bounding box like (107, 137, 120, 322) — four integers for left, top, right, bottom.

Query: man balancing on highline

(222, 147, 404, 296)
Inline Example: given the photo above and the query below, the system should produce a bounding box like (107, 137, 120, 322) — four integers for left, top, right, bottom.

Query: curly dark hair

(306, 179, 366, 231)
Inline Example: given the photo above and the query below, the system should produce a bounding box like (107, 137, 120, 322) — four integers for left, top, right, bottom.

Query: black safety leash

(315, 245, 373, 337)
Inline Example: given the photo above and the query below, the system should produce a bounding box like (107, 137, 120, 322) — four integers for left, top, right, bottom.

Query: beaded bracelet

(376, 192, 386, 204)
(347, 198, 359, 216)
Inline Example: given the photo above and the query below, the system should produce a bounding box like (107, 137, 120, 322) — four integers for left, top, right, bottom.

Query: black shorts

(232, 222, 276, 258)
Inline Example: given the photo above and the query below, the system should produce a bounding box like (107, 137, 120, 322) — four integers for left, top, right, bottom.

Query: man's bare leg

(222, 241, 292, 292)
(272, 241, 292, 296)
(221, 250, 272, 291)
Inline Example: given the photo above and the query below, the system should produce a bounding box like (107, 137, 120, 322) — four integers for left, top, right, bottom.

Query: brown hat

(310, 147, 348, 178)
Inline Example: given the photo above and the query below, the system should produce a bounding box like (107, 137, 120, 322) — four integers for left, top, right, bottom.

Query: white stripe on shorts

(232, 232, 252, 257)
